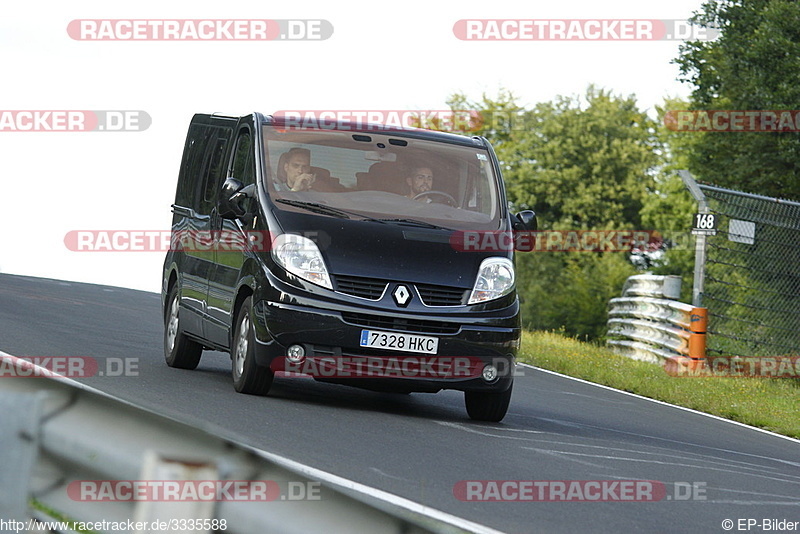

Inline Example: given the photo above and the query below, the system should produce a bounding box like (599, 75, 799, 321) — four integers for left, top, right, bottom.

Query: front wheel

(164, 285, 203, 369)
(465, 382, 513, 422)
(231, 296, 274, 395)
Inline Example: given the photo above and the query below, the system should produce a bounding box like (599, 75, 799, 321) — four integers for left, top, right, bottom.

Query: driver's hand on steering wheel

(412, 190, 458, 207)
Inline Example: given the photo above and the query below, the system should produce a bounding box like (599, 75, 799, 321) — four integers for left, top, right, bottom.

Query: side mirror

(512, 210, 537, 252)
(513, 210, 537, 232)
(219, 178, 256, 220)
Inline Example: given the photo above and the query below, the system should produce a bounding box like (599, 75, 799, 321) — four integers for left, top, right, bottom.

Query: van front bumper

(250, 298, 519, 393)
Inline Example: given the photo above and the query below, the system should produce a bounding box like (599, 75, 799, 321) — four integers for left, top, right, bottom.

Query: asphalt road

(1, 273, 798, 533)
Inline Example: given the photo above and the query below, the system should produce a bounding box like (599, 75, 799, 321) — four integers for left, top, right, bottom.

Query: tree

(451, 87, 661, 229)
(449, 88, 664, 339)
(633, 98, 701, 303)
(674, 0, 800, 200)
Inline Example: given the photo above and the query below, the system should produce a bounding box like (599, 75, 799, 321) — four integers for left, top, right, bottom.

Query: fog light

(287, 344, 306, 363)
(482, 364, 498, 382)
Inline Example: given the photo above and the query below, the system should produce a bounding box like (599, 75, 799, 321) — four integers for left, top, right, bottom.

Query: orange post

(688, 307, 707, 360)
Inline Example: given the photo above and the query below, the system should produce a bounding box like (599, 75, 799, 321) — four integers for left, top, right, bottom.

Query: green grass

(519, 330, 800, 439)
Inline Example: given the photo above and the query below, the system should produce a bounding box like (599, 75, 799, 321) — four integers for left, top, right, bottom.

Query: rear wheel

(465, 381, 513, 422)
(231, 296, 274, 395)
(164, 285, 203, 369)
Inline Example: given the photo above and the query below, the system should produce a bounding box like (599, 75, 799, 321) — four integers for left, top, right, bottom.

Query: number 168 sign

(692, 212, 717, 235)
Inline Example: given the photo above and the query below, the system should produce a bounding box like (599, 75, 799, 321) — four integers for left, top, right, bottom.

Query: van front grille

(416, 284, 469, 306)
(334, 275, 468, 306)
(334, 275, 387, 300)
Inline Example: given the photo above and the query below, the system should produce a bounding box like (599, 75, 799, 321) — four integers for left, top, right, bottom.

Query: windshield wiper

(378, 218, 453, 231)
(275, 199, 352, 219)
(275, 199, 390, 224)
(276, 200, 450, 230)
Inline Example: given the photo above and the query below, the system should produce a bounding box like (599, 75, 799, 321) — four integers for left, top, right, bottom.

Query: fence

(682, 172, 800, 359)
(607, 275, 706, 364)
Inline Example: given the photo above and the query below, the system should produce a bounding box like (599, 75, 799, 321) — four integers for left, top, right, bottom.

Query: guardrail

(0, 351, 499, 534)
(607, 275, 706, 364)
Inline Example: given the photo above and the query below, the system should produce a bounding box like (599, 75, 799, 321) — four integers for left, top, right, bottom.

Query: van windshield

(262, 126, 503, 231)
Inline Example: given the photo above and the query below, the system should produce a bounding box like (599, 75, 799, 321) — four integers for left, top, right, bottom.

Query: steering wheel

(413, 190, 457, 207)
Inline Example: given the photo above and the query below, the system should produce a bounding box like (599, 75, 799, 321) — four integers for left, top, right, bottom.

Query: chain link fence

(689, 179, 800, 358)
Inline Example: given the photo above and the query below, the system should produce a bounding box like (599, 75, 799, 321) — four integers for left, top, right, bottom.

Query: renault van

(161, 112, 536, 422)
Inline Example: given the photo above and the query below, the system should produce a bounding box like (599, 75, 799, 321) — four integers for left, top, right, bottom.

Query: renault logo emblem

(392, 285, 411, 307)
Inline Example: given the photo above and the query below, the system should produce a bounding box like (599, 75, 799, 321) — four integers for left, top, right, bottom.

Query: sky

(1, 0, 706, 293)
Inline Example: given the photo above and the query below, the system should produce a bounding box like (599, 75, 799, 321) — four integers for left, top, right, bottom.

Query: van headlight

(468, 257, 515, 304)
(272, 234, 333, 289)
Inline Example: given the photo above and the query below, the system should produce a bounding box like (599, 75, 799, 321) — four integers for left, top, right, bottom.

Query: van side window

(228, 128, 256, 220)
(231, 129, 255, 186)
(177, 124, 212, 208)
(199, 134, 229, 214)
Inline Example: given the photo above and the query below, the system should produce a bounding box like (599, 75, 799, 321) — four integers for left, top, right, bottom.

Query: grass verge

(518, 330, 800, 439)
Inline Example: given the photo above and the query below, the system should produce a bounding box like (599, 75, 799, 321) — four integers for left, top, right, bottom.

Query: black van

(161, 112, 536, 422)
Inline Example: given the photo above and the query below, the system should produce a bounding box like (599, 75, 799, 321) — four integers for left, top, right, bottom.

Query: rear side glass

(177, 124, 212, 207)
(231, 130, 255, 186)
(199, 135, 230, 213)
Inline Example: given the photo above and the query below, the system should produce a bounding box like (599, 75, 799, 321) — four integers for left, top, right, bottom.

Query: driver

(405, 166, 434, 200)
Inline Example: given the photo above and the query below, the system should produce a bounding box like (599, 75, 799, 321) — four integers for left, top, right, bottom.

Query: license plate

(359, 330, 438, 354)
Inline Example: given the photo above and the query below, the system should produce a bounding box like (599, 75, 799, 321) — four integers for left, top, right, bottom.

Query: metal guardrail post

(0, 392, 42, 529)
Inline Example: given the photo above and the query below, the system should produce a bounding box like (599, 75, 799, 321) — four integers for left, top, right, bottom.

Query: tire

(231, 296, 274, 395)
(164, 284, 203, 369)
(465, 381, 513, 422)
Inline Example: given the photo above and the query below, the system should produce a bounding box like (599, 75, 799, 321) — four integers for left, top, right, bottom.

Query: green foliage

(674, 0, 800, 200)
(516, 252, 636, 340)
(517, 87, 659, 230)
(640, 102, 698, 303)
(675, 0, 800, 354)
(448, 88, 668, 340)
(452, 87, 662, 230)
